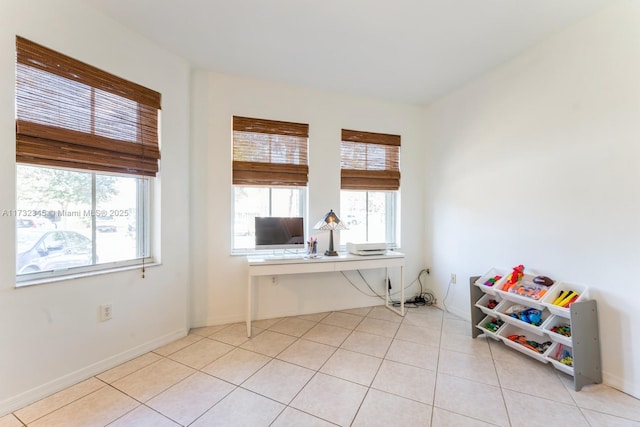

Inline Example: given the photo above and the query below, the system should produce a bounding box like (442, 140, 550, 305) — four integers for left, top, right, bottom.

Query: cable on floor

(341, 268, 437, 308)
(392, 268, 437, 308)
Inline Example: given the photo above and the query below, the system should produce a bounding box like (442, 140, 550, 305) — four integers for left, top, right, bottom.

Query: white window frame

(231, 185, 307, 254)
(15, 165, 154, 286)
(340, 190, 400, 249)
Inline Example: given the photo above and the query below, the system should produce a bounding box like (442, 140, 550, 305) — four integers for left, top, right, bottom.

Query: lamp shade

(313, 210, 347, 256)
(313, 209, 347, 231)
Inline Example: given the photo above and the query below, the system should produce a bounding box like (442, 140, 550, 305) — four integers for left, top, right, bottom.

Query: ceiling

(85, 0, 609, 106)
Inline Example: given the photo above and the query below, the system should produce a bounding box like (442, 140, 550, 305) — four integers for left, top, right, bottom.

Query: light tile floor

(3, 305, 640, 426)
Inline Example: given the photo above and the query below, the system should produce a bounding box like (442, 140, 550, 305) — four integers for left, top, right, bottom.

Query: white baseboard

(437, 303, 469, 321)
(195, 301, 456, 329)
(193, 302, 391, 328)
(603, 371, 640, 399)
(0, 328, 187, 417)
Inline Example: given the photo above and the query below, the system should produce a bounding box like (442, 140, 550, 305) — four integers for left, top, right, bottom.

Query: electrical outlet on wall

(99, 304, 112, 321)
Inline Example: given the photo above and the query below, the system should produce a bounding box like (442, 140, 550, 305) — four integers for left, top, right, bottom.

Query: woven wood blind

(341, 129, 401, 191)
(16, 36, 161, 177)
(233, 116, 309, 187)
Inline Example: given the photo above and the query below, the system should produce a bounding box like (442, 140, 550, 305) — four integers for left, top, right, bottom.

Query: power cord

(340, 271, 384, 298)
(341, 268, 437, 309)
(442, 277, 454, 313)
(392, 268, 436, 308)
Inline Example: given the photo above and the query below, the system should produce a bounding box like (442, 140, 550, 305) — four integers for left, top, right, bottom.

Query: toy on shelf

(553, 290, 580, 308)
(505, 274, 555, 301)
(487, 299, 499, 310)
(560, 355, 573, 366)
(509, 283, 549, 300)
(483, 317, 504, 333)
(553, 344, 573, 366)
(533, 276, 554, 287)
(551, 323, 571, 337)
(483, 275, 502, 287)
(502, 264, 524, 292)
(507, 334, 552, 354)
(505, 305, 543, 326)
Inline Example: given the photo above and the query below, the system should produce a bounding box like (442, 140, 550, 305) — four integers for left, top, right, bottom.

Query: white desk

(246, 252, 405, 336)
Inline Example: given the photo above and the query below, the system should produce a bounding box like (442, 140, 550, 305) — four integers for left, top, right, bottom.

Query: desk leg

(385, 268, 390, 307)
(384, 265, 405, 317)
(247, 275, 252, 337)
(400, 265, 405, 316)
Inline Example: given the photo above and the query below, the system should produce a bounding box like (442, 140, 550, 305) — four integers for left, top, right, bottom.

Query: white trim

(15, 260, 160, 288)
(194, 302, 389, 329)
(0, 328, 187, 417)
(339, 189, 400, 247)
(441, 304, 469, 322)
(602, 371, 640, 400)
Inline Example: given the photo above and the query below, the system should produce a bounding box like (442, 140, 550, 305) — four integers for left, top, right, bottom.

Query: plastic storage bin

(498, 323, 552, 363)
(475, 315, 505, 340)
(496, 300, 550, 335)
(542, 315, 572, 347)
(474, 293, 502, 316)
(546, 342, 574, 376)
(474, 268, 508, 296)
(542, 281, 587, 318)
(496, 273, 554, 310)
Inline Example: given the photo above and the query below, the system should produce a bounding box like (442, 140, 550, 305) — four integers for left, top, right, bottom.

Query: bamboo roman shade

(15, 36, 161, 177)
(341, 129, 401, 191)
(233, 116, 309, 187)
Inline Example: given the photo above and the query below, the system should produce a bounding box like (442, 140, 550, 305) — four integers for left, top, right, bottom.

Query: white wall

(423, 1, 640, 398)
(190, 71, 427, 326)
(0, 0, 191, 414)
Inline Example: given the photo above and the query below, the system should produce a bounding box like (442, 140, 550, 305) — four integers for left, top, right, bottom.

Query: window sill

(15, 261, 160, 288)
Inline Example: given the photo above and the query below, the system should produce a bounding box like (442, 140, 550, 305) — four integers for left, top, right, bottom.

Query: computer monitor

(254, 217, 305, 250)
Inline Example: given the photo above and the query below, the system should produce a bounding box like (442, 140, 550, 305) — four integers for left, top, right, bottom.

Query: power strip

(404, 293, 437, 306)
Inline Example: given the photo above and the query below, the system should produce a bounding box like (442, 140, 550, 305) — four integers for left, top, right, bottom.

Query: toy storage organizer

(470, 271, 602, 391)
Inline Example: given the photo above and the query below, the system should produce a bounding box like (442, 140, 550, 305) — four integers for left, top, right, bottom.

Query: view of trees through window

(340, 190, 397, 246)
(14, 165, 147, 277)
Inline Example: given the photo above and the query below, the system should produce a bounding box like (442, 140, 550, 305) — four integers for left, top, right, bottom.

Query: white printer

(347, 242, 387, 256)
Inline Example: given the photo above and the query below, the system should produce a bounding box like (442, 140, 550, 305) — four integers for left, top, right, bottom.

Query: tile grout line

(487, 335, 514, 427)
(348, 307, 408, 426)
(428, 307, 445, 427)
(12, 379, 110, 426)
(11, 306, 638, 426)
(195, 313, 329, 426)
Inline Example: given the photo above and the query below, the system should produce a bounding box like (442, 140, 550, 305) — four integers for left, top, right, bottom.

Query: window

(15, 165, 150, 278)
(339, 129, 401, 247)
(232, 116, 309, 252)
(15, 37, 159, 282)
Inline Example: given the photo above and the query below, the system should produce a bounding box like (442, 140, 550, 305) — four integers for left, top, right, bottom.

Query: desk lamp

(314, 209, 347, 256)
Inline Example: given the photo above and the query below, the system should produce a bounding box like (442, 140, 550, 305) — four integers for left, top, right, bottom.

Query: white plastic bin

(496, 300, 550, 335)
(475, 315, 505, 341)
(474, 268, 508, 296)
(541, 281, 587, 318)
(542, 315, 572, 347)
(497, 323, 552, 363)
(475, 293, 502, 316)
(496, 273, 555, 310)
(546, 342, 574, 376)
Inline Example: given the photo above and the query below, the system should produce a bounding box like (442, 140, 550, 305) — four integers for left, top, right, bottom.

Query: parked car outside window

(16, 230, 93, 274)
(96, 215, 117, 232)
(16, 217, 56, 229)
